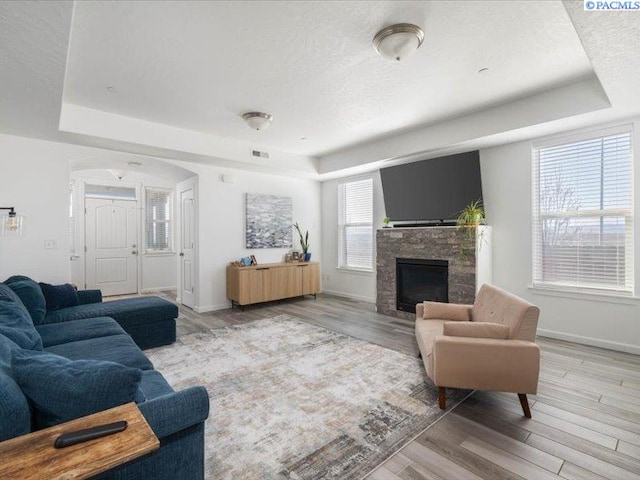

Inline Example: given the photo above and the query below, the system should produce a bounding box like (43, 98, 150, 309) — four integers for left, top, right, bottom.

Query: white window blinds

(145, 188, 173, 252)
(532, 126, 633, 294)
(338, 177, 373, 271)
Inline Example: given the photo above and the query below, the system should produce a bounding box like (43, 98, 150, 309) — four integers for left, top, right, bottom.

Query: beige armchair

(415, 284, 540, 417)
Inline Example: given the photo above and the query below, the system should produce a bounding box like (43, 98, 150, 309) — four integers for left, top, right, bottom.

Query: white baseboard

(321, 289, 375, 304)
(140, 286, 176, 294)
(194, 303, 230, 313)
(537, 328, 640, 355)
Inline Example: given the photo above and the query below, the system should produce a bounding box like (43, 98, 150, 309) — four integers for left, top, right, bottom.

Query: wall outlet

(44, 239, 57, 249)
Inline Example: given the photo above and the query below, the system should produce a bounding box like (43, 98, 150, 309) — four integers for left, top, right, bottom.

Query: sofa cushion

(443, 321, 511, 340)
(140, 370, 174, 400)
(12, 348, 142, 429)
(39, 283, 79, 312)
(45, 334, 153, 370)
(43, 297, 178, 329)
(36, 317, 126, 348)
(6, 279, 47, 324)
(0, 334, 31, 441)
(0, 284, 43, 350)
(3, 275, 34, 285)
(423, 301, 472, 321)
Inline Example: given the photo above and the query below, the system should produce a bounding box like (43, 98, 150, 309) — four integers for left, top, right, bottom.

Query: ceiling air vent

(252, 150, 270, 160)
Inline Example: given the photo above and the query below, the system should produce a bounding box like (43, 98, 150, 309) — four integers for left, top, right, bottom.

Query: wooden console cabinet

(226, 261, 320, 307)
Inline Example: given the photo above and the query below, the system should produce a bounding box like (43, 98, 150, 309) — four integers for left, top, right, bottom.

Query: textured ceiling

(2, 1, 639, 178)
(63, 0, 593, 156)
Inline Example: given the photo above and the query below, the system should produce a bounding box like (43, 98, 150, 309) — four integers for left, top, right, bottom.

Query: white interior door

(85, 198, 138, 296)
(180, 187, 195, 308)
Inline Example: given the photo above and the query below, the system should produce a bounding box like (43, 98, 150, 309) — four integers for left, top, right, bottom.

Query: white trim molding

(537, 328, 640, 355)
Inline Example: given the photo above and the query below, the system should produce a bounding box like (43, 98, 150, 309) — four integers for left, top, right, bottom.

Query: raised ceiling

(64, 1, 593, 157)
(1, 1, 639, 178)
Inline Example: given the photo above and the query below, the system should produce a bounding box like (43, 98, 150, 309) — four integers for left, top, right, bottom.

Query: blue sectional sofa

(5, 275, 179, 350)
(0, 278, 209, 479)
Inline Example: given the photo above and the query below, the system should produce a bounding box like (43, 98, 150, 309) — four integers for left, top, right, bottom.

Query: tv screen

(380, 151, 482, 223)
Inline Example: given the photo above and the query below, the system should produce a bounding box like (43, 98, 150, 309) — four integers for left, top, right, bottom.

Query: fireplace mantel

(376, 226, 492, 320)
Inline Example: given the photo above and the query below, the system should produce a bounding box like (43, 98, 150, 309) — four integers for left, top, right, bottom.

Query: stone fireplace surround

(376, 226, 491, 320)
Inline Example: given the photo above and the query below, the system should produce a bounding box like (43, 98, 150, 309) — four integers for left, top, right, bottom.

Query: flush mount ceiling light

(242, 112, 273, 131)
(373, 23, 424, 62)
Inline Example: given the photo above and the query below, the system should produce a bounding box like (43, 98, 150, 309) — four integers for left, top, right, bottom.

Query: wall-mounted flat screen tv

(380, 150, 482, 223)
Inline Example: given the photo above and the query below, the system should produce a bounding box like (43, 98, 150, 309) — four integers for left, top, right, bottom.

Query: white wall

(320, 171, 385, 302)
(71, 169, 178, 292)
(170, 162, 322, 312)
(481, 118, 640, 353)
(0, 134, 71, 283)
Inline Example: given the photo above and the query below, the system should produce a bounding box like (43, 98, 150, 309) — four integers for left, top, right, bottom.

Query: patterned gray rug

(146, 315, 467, 480)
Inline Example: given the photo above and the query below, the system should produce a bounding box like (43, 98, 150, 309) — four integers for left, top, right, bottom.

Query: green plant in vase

(456, 199, 485, 259)
(382, 216, 391, 228)
(293, 222, 311, 261)
(456, 199, 485, 228)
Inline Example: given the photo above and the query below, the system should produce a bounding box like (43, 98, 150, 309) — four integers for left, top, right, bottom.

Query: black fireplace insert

(396, 258, 448, 313)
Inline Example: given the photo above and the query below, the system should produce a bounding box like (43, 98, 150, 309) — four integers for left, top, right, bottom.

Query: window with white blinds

(532, 126, 634, 294)
(145, 188, 173, 252)
(338, 177, 374, 271)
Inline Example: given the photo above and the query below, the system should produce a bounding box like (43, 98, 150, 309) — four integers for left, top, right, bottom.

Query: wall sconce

(0, 207, 25, 236)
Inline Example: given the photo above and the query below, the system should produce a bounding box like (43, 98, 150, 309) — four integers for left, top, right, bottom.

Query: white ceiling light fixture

(242, 112, 273, 131)
(373, 23, 424, 62)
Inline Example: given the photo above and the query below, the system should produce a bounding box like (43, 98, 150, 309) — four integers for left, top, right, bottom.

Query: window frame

(144, 186, 174, 255)
(337, 176, 374, 273)
(531, 124, 634, 297)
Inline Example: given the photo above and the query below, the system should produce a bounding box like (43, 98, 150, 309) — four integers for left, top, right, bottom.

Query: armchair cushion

(12, 348, 143, 429)
(422, 301, 472, 321)
(472, 284, 540, 341)
(443, 321, 510, 340)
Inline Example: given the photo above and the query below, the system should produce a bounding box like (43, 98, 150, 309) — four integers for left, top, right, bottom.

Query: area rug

(146, 315, 467, 479)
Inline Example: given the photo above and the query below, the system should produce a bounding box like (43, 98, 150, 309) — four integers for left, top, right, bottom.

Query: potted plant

(382, 216, 391, 228)
(457, 199, 485, 227)
(293, 222, 311, 261)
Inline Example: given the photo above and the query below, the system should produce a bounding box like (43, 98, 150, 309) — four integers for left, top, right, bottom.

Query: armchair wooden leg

(518, 394, 531, 418)
(438, 387, 446, 410)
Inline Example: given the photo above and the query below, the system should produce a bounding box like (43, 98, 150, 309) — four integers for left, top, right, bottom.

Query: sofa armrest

(416, 301, 472, 321)
(138, 386, 209, 439)
(431, 336, 540, 394)
(76, 289, 102, 305)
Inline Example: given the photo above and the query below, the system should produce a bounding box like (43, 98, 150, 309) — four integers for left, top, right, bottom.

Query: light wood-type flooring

(129, 291, 640, 480)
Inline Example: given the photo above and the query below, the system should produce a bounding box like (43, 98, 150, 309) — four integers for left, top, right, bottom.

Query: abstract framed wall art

(245, 193, 293, 248)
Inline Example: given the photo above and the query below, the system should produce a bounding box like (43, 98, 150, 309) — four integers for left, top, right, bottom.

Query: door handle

(131, 250, 138, 255)
(70, 255, 80, 261)
(179, 252, 184, 257)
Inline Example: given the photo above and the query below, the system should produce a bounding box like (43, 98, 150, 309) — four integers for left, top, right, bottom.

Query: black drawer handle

(297, 264, 308, 267)
(257, 268, 270, 271)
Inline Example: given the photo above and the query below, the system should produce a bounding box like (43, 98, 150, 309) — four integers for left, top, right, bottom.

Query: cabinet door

(267, 266, 302, 301)
(301, 263, 319, 295)
(239, 269, 267, 304)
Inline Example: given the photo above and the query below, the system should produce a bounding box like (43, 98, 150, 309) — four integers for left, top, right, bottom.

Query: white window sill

(528, 285, 639, 305)
(336, 266, 374, 276)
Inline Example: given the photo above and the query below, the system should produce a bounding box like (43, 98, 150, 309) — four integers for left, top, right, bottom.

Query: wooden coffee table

(0, 402, 159, 480)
